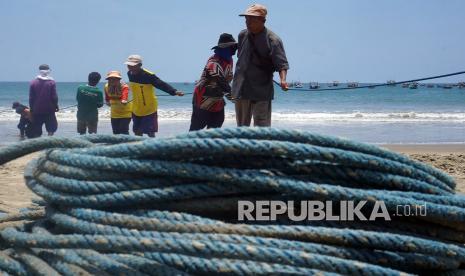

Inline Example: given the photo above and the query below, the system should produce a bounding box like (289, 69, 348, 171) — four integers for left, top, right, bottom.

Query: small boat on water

(409, 82, 418, 89)
(332, 81, 339, 87)
(442, 84, 453, 89)
(294, 81, 304, 88)
(347, 82, 359, 88)
(309, 82, 320, 89)
(386, 80, 396, 86)
(426, 84, 434, 88)
(457, 82, 465, 88)
(401, 83, 410, 88)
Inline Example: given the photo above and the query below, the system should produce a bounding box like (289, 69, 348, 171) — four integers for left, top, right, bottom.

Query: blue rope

(0, 127, 464, 275)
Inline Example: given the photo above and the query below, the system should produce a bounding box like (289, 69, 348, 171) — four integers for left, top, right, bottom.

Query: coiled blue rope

(0, 127, 464, 275)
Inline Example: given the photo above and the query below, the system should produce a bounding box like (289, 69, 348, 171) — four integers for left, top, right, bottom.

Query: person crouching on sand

(76, 72, 104, 135)
(12, 102, 33, 139)
(189, 33, 236, 131)
(104, 71, 132, 135)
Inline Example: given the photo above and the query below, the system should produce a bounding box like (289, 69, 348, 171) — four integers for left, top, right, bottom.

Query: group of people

(14, 3, 290, 139)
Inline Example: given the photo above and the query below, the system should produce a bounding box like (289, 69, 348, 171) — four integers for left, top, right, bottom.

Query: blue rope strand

(0, 127, 464, 275)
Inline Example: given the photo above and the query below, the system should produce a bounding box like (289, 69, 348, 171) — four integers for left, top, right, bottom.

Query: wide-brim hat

(211, 33, 237, 50)
(106, 70, 122, 80)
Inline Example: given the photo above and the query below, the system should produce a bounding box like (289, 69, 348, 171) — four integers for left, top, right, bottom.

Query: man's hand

(279, 70, 289, 91)
(175, 91, 184, 96)
(120, 100, 127, 104)
(225, 93, 235, 102)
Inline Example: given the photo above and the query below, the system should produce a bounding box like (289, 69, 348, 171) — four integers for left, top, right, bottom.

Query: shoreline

(2, 120, 465, 145)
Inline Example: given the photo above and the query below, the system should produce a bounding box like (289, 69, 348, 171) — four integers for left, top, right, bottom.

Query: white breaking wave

(1, 106, 465, 123)
(270, 111, 465, 122)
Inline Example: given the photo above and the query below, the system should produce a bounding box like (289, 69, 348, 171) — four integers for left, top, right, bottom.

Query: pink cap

(239, 4, 267, 18)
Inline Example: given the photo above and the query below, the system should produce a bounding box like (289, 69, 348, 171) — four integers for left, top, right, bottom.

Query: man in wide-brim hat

(189, 33, 237, 131)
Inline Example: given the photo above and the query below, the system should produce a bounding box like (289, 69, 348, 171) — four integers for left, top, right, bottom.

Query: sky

(1, 0, 464, 83)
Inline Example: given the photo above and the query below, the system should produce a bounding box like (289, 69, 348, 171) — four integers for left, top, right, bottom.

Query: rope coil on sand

(0, 127, 464, 275)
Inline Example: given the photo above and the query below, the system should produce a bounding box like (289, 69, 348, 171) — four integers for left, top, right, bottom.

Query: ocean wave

(1, 107, 465, 123)
(270, 111, 465, 122)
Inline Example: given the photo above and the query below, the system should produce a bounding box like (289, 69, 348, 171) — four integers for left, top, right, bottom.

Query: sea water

(1, 81, 465, 145)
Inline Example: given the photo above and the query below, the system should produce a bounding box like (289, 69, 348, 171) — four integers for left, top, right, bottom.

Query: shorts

(132, 112, 158, 134)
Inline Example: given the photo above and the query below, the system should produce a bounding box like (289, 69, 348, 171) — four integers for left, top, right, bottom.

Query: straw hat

(106, 71, 122, 80)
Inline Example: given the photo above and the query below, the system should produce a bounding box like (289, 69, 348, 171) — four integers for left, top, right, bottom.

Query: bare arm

(279, 69, 288, 91)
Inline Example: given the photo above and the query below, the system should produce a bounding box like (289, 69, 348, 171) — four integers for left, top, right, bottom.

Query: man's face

(245, 16, 265, 34)
(127, 64, 142, 75)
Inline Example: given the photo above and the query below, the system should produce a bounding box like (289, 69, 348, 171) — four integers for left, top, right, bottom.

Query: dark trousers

(111, 118, 131, 135)
(77, 119, 98, 135)
(30, 113, 58, 137)
(189, 106, 224, 131)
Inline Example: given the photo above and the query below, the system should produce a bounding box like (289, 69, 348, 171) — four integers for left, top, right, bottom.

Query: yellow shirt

(128, 81, 158, 116)
(127, 68, 177, 116)
(104, 83, 132, 118)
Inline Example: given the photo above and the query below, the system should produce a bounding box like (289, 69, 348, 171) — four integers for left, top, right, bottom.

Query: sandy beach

(382, 144, 465, 194)
(0, 144, 464, 214)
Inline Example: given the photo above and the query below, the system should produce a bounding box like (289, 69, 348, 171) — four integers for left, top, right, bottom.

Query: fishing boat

(401, 83, 410, 88)
(426, 84, 434, 88)
(332, 81, 339, 87)
(386, 80, 396, 86)
(442, 84, 453, 89)
(347, 82, 359, 88)
(457, 82, 465, 88)
(409, 82, 418, 89)
(309, 82, 320, 89)
(294, 81, 304, 88)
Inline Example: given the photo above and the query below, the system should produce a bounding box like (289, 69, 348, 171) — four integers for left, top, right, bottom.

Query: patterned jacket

(193, 54, 233, 112)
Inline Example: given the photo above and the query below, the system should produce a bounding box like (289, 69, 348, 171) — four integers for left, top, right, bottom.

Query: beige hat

(106, 70, 122, 80)
(124, 54, 142, 66)
(239, 4, 267, 18)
